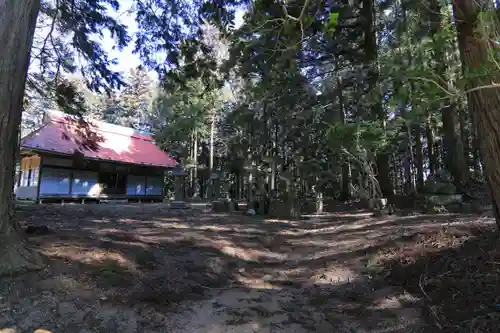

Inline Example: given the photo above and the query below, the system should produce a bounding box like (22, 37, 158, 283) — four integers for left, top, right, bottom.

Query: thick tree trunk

(400, 0, 415, 195)
(375, 145, 394, 197)
(428, 0, 469, 189)
(0, 0, 43, 276)
(400, 90, 415, 194)
(441, 104, 469, 189)
(452, 0, 500, 226)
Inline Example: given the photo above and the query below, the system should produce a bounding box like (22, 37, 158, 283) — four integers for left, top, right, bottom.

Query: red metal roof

(21, 111, 178, 168)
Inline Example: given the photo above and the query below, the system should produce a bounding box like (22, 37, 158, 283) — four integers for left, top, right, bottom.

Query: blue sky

(101, 2, 245, 77)
(32, 3, 244, 85)
(101, 0, 140, 74)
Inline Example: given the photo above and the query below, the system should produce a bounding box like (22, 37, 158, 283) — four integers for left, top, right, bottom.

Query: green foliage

(152, 78, 220, 162)
(101, 67, 155, 130)
(22, 0, 493, 200)
(328, 120, 387, 154)
(29, 0, 130, 104)
(324, 12, 339, 37)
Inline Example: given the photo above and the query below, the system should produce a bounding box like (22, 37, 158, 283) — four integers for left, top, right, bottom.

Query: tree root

(0, 235, 44, 277)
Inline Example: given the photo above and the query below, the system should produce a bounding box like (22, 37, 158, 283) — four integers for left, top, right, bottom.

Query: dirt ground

(0, 204, 496, 333)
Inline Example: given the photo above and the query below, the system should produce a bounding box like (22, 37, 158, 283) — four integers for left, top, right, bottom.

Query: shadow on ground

(376, 223, 499, 333)
(0, 204, 493, 332)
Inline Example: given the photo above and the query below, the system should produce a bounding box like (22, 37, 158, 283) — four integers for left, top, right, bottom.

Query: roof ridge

(20, 119, 178, 168)
(20, 123, 49, 142)
(46, 110, 152, 141)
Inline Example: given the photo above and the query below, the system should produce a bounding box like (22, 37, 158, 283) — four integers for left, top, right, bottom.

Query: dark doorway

(99, 172, 127, 195)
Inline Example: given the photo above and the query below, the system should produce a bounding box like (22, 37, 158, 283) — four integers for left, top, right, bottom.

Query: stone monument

(170, 169, 188, 209)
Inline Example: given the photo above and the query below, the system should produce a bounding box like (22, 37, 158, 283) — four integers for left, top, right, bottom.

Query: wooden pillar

(36, 156, 43, 203)
(69, 170, 74, 196)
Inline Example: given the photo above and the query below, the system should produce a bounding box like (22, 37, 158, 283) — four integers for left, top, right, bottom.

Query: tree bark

(401, 0, 415, 195)
(0, 0, 43, 276)
(404, 123, 415, 194)
(441, 104, 469, 189)
(415, 125, 424, 191)
(428, 0, 469, 189)
(425, 112, 437, 175)
(363, 0, 394, 198)
(436, 139, 444, 171)
(337, 75, 351, 201)
(452, 0, 500, 226)
(192, 129, 199, 197)
(209, 113, 215, 173)
(471, 131, 482, 173)
(459, 106, 470, 168)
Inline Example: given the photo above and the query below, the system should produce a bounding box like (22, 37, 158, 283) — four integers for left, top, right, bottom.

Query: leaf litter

(1, 203, 493, 332)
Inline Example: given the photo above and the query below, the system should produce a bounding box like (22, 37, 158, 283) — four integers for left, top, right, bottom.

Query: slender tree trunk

(270, 160, 276, 191)
(400, 90, 415, 193)
(428, 0, 469, 189)
(415, 125, 424, 191)
(459, 106, 470, 168)
(467, 77, 483, 174)
(391, 153, 397, 192)
(237, 172, 241, 200)
(452, 0, 500, 226)
(316, 177, 324, 213)
(401, 0, 415, 195)
(192, 129, 199, 197)
(404, 123, 415, 194)
(337, 75, 351, 201)
(425, 112, 437, 175)
(271, 118, 278, 191)
(435, 139, 442, 170)
(363, 0, 394, 198)
(341, 159, 351, 201)
(0, 0, 43, 276)
(247, 168, 254, 208)
(209, 113, 215, 173)
(472, 132, 482, 173)
(399, 157, 405, 193)
(189, 132, 194, 195)
(400, 109, 414, 194)
(438, 139, 445, 170)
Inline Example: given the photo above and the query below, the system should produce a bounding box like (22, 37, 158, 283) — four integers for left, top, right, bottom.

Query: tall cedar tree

(452, 0, 500, 226)
(0, 0, 43, 275)
(0, 0, 129, 275)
